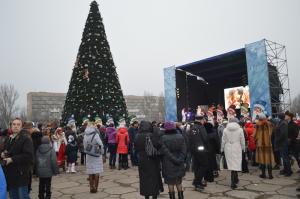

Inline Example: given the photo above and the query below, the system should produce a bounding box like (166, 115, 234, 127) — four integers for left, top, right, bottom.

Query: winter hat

(67, 115, 76, 125)
(106, 118, 114, 126)
(94, 115, 102, 124)
(68, 135, 75, 143)
(41, 136, 50, 144)
(229, 118, 239, 123)
(254, 100, 266, 111)
(222, 119, 228, 124)
(257, 113, 267, 120)
(164, 121, 176, 130)
(118, 118, 127, 128)
(195, 115, 205, 122)
(129, 115, 138, 124)
(227, 105, 236, 115)
(82, 116, 90, 125)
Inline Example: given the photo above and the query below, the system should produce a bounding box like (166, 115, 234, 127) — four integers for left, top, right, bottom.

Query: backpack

(145, 134, 159, 157)
(84, 132, 102, 157)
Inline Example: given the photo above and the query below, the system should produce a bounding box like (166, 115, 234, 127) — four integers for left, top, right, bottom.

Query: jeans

(279, 147, 292, 174)
(108, 143, 117, 166)
(185, 152, 192, 171)
(9, 186, 30, 199)
(129, 144, 138, 166)
(39, 177, 52, 199)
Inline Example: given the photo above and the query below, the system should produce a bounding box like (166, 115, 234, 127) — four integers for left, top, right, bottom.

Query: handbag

(84, 132, 101, 157)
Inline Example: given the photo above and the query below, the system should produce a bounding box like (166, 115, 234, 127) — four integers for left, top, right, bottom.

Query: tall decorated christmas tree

(61, 1, 128, 125)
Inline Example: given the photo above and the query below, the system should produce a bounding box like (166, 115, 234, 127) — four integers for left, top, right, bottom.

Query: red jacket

(245, 122, 256, 151)
(116, 127, 129, 154)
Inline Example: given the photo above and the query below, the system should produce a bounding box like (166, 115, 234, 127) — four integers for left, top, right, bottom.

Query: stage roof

(176, 48, 247, 86)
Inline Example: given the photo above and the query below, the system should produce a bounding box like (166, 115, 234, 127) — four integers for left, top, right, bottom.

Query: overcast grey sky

(0, 0, 299, 108)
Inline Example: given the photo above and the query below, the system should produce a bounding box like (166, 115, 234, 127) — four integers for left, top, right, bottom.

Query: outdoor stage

(164, 39, 291, 122)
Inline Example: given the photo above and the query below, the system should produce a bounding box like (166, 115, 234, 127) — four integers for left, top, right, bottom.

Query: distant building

(27, 92, 164, 122)
(27, 92, 66, 122)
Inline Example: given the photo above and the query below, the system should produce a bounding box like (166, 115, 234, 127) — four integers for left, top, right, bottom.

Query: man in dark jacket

(128, 121, 139, 166)
(188, 116, 210, 191)
(1, 118, 34, 198)
(275, 113, 292, 176)
(285, 111, 300, 169)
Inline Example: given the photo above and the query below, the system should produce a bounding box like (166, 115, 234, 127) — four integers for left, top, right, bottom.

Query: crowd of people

(0, 110, 300, 199)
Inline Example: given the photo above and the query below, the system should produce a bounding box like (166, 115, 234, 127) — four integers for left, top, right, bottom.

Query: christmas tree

(61, 1, 128, 125)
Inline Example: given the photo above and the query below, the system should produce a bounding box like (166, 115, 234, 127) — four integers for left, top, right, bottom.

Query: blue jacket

(0, 165, 7, 199)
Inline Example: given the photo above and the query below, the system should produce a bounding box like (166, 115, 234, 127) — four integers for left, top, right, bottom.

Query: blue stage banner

(164, 66, 177, 121)
(245, 40, 272, 121)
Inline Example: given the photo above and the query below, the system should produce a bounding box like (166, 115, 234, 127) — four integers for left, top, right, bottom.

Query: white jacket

(221, 122, 245, 171)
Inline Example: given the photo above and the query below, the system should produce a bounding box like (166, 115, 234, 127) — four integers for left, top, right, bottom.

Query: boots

(71, 163, 76, 173)
(178, 191, 184, 199)
(267, 165, 273, 179)
(152, 195, 158, 199)
(94, 174, 100, 193)
(168, 192, 175, 199)
(231, 171, 237, 189)
(66, 164, 71, 173)
(234, 171, 239, 184)
(259, 165, 266, 179)
(89, 175, 96, 193)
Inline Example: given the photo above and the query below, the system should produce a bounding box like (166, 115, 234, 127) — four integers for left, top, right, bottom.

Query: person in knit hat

(116, 119, 130, 170)
(160, 121, 187, 199)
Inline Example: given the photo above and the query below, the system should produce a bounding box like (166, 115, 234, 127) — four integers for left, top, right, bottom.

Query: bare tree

(0, 84, 19, 128)
(291, 93, 300, 115)
(19, 107, 27, 122)
(142, 91, 158, 121)
(158, 92, 165, 121)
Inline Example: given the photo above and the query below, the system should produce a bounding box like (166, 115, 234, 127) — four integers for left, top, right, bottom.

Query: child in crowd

(36, 136, 59, 199)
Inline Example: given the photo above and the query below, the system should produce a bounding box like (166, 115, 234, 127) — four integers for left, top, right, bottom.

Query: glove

(4, 157, 13, 165)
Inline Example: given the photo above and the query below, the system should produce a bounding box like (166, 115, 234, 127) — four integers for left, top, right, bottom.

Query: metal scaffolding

(264, 39, 291, 116)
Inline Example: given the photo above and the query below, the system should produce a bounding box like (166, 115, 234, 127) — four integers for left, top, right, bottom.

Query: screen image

(224, 86, 250, 110)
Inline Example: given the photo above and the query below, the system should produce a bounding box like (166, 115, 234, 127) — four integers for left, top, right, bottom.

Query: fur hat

(254, 100, 266, 111)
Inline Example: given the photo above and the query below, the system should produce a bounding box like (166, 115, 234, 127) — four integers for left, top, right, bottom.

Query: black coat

(160, 129, 186, 183)
(31, 130, 42, 153)
(65, 130, 78, 163)
(134, 121, 163, 196)
(288, 121, 300, 152)
(188, 123, 210, 166)
(274, 120, 289, 151)
(3, 130, 34, 190)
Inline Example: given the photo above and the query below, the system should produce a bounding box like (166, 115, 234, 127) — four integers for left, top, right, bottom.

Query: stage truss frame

(265, 39, 291, 116)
